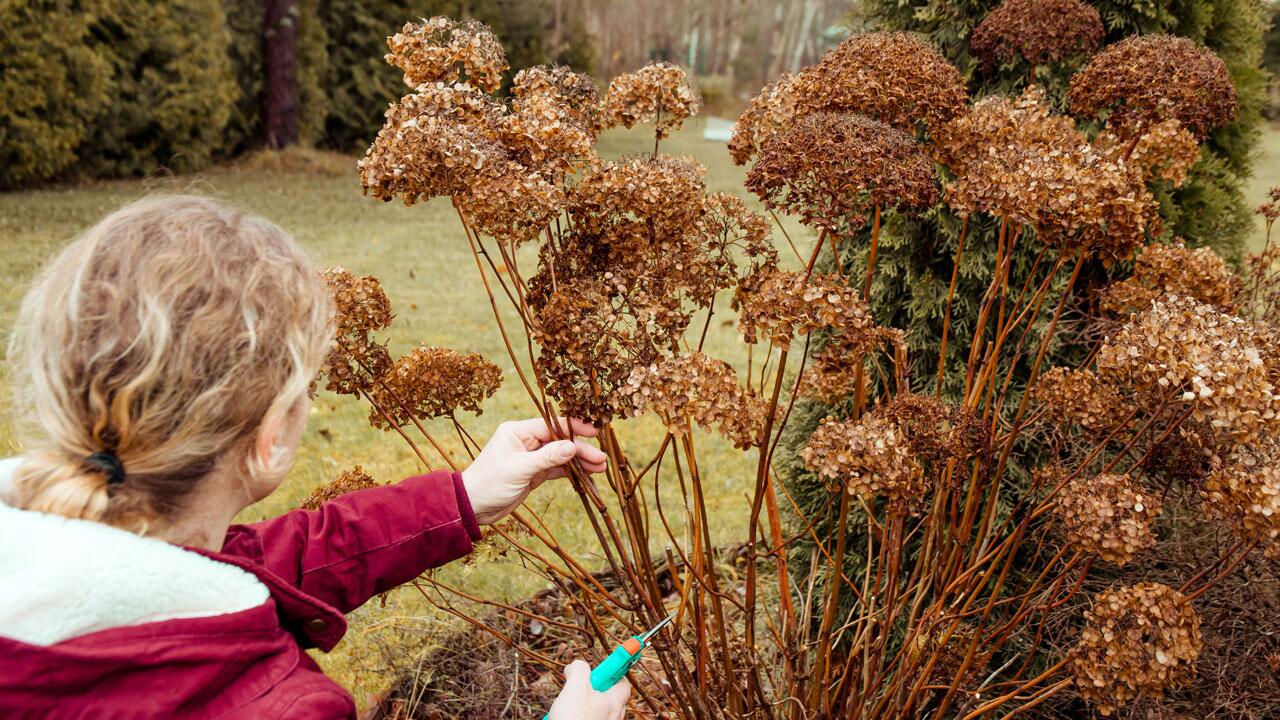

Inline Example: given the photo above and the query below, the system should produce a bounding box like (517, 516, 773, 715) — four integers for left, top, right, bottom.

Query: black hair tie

(86, 451, 126, 485)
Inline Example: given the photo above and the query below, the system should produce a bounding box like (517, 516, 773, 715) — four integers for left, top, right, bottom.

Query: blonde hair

(7, 195, 335, 532)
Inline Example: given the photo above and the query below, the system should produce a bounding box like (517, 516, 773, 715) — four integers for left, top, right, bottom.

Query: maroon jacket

(0, 470, 480, 719)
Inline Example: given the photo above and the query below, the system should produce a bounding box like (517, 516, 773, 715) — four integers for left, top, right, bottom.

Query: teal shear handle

(543, 614, 674, 719)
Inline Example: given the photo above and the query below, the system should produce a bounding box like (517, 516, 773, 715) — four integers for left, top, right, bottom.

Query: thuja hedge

(1, 0, 592, 187)
(1, 0, 237, 188)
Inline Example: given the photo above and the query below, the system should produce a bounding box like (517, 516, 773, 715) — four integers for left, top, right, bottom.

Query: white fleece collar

(0, 457, 269, 646)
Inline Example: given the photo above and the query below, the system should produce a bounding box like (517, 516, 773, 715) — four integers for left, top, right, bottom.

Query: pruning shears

(543, 613, 675, 719)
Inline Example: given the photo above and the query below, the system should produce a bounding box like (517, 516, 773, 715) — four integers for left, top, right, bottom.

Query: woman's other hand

(461, 417, 606, 524)
(546, 659, 630, 720)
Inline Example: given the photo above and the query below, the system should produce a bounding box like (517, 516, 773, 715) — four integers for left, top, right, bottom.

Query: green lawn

(0, 122, 1275, 705)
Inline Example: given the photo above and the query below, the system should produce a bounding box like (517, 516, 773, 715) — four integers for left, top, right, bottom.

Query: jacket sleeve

(224, 470, 481, 614)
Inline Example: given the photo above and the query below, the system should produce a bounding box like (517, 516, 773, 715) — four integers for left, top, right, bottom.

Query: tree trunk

(262, 0, 299, 149)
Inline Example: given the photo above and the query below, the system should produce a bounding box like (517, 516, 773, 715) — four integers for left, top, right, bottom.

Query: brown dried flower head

(791, 32, 966, 134)
(746, 112, 937, 231)
(385, 16, 507, 92)
(1258, 186, 1280, 224)
(1095, 295, 1280, 444)
(798, 330, 905, 404)
(970, 0, 1104, 69)
(1095, 119, 1201, 187)
(300, 466, 380, 510)
(735, 269, 879, 351)
(1056, 472, 1161, 564)
(1069, 35, 1238, 139)
(1098, 240, 1239, 316)
(728, 73, 802, 165)
(1202, 434, 1280, 557)
(938, 86, 1158, 261)
(358, 80, 567, 243)
(1071, 583, 1203, 715)
(801, 413, 927, 511)
(318, 267, 395, 397)
(879, 393, 988, 464)
(530, 164, 777, 423)
(1031, 367, 1126, 431)
(501, 65, 601, 176)
(369, 346, 502, 429)
(623, 352, 770, 449)
(601, 62, 702, 139)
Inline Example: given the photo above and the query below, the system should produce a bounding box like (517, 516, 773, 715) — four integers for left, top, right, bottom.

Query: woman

(0, 195, 629, 719)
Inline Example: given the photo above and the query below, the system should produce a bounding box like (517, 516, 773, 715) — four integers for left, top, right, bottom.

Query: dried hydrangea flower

(601, 62, 702, 139)
(1069, 35, 1238, 139)
(970, 0, 1104, 70)
(1095, 118, 1202, 187)
(528, 163, 777, 423)
(1056, 472, 1161, 564)
(1071, 583, 1203, 715)
(300, 466, 380, 510)
(318, 267, 395, 397)
(622, 352, 770, 449)
(1030, 367, 1127, 431)
(879, 393, 987, 464)
(359, 81, 511, 205)
(532, 280, 641, 423)
(746, 112, 937, 231)
(572, 155, 708, 239)
(368, 346, 502, 429)
(791, 32, 966, 134)
(938, 86, 1158, 261)
(728, 73, 802, 165)
(1098, 240, 1239, 316)
(501, 65, 600, 177)
(1202, 434, 1280, 557)
(801, 413, 927, 511)
(1095, 295, 1280, 444)
(385, 16, 507, 92)
(735, 270, 879, 351)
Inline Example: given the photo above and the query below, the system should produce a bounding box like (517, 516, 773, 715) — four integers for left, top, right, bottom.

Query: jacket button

(306, 618, 329, 634)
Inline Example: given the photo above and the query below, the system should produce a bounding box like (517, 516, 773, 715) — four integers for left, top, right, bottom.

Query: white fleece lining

(0, 457, 270, 647)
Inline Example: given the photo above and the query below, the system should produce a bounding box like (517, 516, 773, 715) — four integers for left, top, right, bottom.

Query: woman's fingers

(574, 438, 607, 465)
(511, 416, 599, 443)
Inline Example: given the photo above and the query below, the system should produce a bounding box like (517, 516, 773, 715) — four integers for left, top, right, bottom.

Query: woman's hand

(547, 659, 631, 720)
(461, 417, 606, 524)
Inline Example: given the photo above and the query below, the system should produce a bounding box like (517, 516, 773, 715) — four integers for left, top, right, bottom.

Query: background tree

(262, 0, 300, 148)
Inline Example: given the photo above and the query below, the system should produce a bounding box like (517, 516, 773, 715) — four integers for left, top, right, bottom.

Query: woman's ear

(246, 395, 309, 501)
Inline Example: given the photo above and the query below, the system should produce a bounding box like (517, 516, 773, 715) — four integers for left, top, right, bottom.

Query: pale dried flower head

(318, 267, 395, 397)
(1056, 472, 1161, 564)
(939, 86, 1159, 260)
(801, 413, 927, 511)
(1069, 35, 1238, 139)
(1098, 240, 1239, 316)
(1031, 367, 1126, 431)
(728, 73, 802, 165)
(1071, 583, 1203, 715)
(1202, 434, 1280, 558)
(385, 16, 507, 92)
(300, 466, 380, 510)
(735, 269, 879, 351)
(369, 346, 502, 429)
(1095, 295, 1280, 444)
(791, 32, 966, 134)
(746, 112, 937, 231)
(502, 65, 601, 176)
(971, 0, 1104, 69)
(1095, 119, 1201, 187)
(623, 352, 770, 449)
(601, 62, 702, 139)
